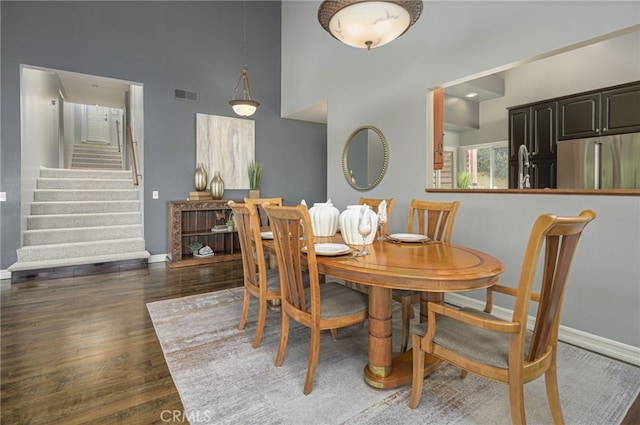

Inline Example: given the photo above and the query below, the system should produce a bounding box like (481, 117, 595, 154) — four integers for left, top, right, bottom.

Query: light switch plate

(0, 192, 6, 202)
(152, 191, 159, 199)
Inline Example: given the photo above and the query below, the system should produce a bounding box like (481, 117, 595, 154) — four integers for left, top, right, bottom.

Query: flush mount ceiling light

(318, 0, 423, 50)
(230, 1, 259, 117)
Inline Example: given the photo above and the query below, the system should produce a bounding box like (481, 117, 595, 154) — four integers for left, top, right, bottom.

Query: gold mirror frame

(342, 125, 390, 191)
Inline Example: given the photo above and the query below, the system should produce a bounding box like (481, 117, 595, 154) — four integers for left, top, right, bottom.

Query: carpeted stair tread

(8, 250, 150, 272)
(40, 166, 130, 179)
(31, 200, 141, 215)
(16, 238, 147, 262)
(28, 212, 141, 229)
(34, 189, 139, 202)
(24, 225, 143, 245)
(72, 163, 124, 170)
(37, 178, 134, 190)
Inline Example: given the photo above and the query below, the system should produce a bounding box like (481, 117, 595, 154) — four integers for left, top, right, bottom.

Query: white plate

(388, 233, 430, 243)
(302, 243, 351, 256)
(260, 231, 274, 239)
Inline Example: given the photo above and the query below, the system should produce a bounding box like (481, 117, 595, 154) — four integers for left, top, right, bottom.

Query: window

(459, 142, 508, 189)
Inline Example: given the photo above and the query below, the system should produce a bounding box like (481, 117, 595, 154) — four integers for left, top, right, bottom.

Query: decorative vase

(210, 171, 224, 200)
(248, 190, 260, 199)
(194, 163, 208, 191)
(339, 205, 378, 245)
(309, 201, 340, 237)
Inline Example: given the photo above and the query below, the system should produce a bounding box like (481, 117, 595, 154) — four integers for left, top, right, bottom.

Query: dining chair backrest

(228, 201, 268, 303)
(244, 197, 284, 227)
(263, 204, 319, 318)
(359, 197, 396, 235)
(407, 199, 461, 242)
(513, 209, 596, 361)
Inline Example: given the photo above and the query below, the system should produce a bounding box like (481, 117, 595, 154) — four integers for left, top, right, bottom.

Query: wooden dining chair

(410, 210, 596, 425)
(359, 197, 396, 235)
(394, 199, 461, 352)
(263, 204, 369, 395)
(228, 201, 281, 349)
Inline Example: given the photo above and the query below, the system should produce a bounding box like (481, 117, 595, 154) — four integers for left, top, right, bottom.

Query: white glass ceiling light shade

(318, 0, 423, 50)
(229, 67, 259, 117)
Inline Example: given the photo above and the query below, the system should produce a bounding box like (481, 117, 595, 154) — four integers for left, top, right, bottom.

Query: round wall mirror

(342, 125, 390, 191)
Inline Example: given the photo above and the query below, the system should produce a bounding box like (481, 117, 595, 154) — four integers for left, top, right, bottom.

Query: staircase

(8, 166, 150, 282)
(72, 142, 123, 169)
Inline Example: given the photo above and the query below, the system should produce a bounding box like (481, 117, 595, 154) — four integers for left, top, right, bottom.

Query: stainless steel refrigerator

(556, 132, 640, 189)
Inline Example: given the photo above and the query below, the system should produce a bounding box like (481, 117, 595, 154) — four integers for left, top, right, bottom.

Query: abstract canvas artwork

(196, 113, 255, 190)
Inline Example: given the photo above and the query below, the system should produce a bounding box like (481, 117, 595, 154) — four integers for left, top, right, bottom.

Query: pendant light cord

(242, 0, 247, 68)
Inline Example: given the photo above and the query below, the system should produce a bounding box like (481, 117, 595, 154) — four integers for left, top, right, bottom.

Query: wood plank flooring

(1, 261, 638, 424)
(1, 261, 243, 425)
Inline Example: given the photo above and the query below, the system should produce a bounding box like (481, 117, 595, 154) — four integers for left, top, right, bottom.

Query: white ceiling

(55, 69, 134, 109)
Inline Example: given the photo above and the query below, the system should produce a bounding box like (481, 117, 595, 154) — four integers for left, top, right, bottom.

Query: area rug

(148, 287, 640, 424)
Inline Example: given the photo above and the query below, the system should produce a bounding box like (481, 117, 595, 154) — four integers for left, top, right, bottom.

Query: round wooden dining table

(313, 236, 506, 390)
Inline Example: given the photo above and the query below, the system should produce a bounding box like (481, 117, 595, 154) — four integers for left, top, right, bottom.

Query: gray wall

(281, 1, 640, 350)
(0, 1, 327, 268)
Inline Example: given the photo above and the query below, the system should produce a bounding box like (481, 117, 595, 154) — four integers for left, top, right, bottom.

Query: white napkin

(378, 200, 387, 224)
(300, 199, 307, 207)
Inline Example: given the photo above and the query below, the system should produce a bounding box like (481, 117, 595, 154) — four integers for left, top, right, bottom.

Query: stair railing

(127, 125, 140, 186)
(115, 120, 122, 153)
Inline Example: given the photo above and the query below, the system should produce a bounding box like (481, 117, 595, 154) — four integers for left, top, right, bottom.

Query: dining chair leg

(275, 312, 290, 367)
(545, 350, 565, 425)
(238, 288, 250, 331)
(400, 299, 412, 352)
(304, 327, 321, 395)
(409, 334, 425, 409)
(252, 298, 268, 349)
(330, 328, 338, 340)
(460, 370, 468, 379)
(508, 369, 527, 425)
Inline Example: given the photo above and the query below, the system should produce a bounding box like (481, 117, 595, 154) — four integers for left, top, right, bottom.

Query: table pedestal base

(363, 350, 442, 389)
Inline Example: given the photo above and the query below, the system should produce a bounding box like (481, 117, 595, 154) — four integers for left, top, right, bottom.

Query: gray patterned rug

(148, 287, 640, 424)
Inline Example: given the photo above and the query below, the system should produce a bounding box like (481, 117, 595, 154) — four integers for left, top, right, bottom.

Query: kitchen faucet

(518, 144, 531, 189)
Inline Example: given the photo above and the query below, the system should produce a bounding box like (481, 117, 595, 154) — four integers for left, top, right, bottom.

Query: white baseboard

(445, 293, 640, 367)
(149, 254, 168, 263)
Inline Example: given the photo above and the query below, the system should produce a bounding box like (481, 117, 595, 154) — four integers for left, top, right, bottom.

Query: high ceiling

(55, 69, 133, 109)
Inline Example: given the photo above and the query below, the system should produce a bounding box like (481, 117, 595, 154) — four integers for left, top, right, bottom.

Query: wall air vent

(174, 89, 199, 102)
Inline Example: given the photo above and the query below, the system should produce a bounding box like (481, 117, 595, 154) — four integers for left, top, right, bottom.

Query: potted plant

(248, 160, 263, 198)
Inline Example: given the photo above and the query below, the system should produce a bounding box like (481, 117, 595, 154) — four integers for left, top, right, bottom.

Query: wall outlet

(152, 191, 159, 199)
(0, 192, 6, 202)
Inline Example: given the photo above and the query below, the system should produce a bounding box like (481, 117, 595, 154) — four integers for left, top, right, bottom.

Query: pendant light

(318, 0, 423, 50)
(230, 1, 259, 117)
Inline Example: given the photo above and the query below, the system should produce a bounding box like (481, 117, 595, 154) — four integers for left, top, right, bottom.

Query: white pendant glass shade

(230, 100, 258, 117)
(331, 2, 409, 49)
(318, 1, 422, 50)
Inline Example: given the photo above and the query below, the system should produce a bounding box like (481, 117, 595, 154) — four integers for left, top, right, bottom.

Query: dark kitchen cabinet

(558, 82, 640, 140)
(558, 93, 600, 140)
(508, 158, 556, 189)
(508, 102, 557, 188)
(529, 158, 556, 189)
(601, 83, 640, 135)
(508, 106, 529, 160)
(530, 102, 556, 157)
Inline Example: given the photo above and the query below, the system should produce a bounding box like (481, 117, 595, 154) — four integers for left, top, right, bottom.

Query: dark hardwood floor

(1, 261, 244, 425)
(1, 261, 638, 424)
